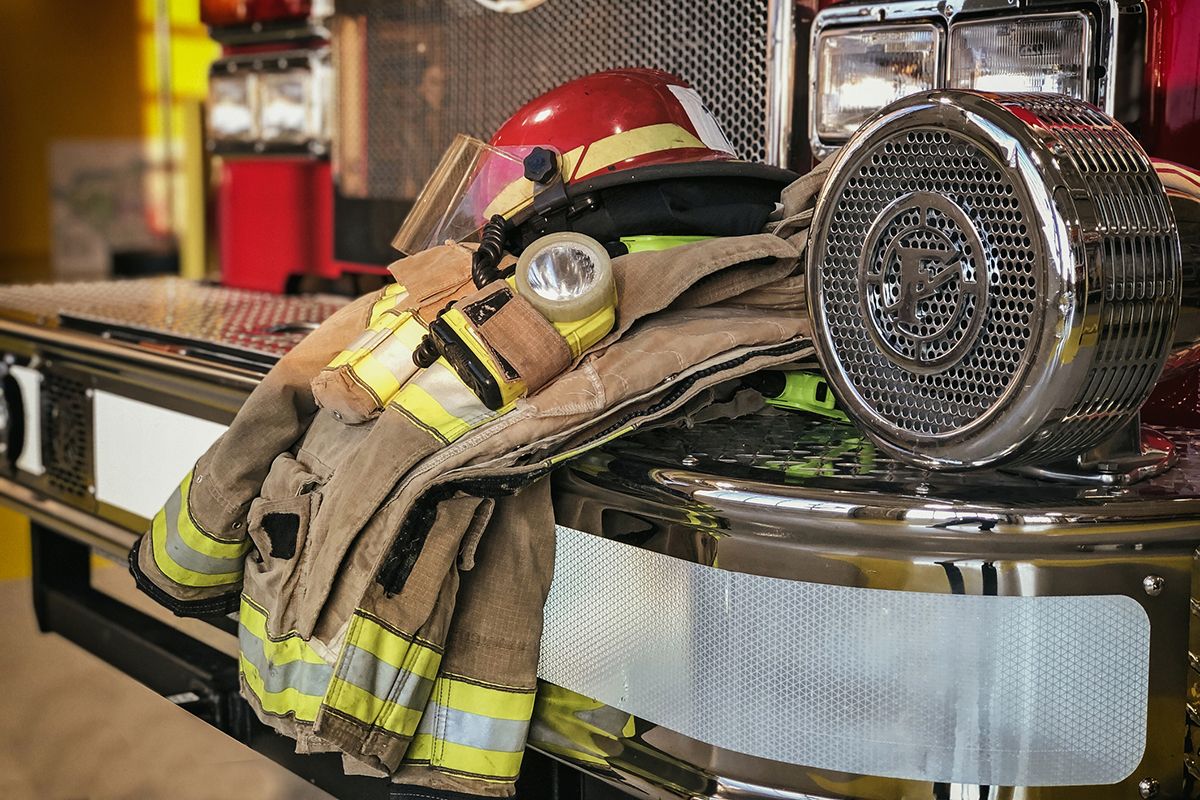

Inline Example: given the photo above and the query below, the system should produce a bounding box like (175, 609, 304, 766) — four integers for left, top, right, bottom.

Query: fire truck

(4, 0, 1200, 798)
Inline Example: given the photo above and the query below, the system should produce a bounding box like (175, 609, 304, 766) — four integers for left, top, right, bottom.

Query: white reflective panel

(540, 525, 1150, 786)
(94, 392, 226, 520)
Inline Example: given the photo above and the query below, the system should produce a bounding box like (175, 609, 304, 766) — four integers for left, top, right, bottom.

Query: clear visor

(391, 134, 557, 255)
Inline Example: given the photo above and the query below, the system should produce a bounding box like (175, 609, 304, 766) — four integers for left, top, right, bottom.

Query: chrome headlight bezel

(809, 0, 1121, 160)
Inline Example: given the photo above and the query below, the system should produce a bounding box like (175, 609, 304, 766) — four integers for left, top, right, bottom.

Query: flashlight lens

(525, 244, 600, 301)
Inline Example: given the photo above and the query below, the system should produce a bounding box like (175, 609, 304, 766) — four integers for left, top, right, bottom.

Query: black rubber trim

(127, 539, 241, 618)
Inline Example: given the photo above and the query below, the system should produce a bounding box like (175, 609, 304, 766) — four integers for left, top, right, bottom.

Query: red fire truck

(3, 1, 1200, 798)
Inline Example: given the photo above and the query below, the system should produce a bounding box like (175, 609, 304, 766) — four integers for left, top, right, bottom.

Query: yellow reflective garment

(238, 595, 331, 722)
(149, 470, 251, 589)
(324, 611, 443, 739)
(404, 675, 536, 782)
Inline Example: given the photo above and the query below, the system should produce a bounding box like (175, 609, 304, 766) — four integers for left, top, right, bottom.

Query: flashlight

(414, 232, 617, 410)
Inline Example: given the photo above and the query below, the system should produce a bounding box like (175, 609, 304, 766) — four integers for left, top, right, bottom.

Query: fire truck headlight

(948, 13, 1090, 99)
(207, 70, 257, 143)
(259, 63, 326, 146)
(813, 25, 940, 144)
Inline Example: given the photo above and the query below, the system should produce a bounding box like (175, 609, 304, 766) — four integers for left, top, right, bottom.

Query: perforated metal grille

(822, 129, 1039, 437)
(356, 0, 772, 201)
(41, 372, 92, 500)
(1005, 94, 1180, 463)
(0, 278, 347, 365)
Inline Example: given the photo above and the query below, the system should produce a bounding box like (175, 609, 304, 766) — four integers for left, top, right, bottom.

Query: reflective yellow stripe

(240, 654, 325, 722)
(176, 472, 251, 559)
(328, 284, 411, 369)
(403, 676, 534, 780)
(405, 735, 525, 781)
(239, 596, 326, 666)
(148, 471, 247, 588)
(549, 425, 636, 465)
(572, 123, 705, 180)
(343, 315, 428, 406)
(370, 284, 410, 326)
(150, 509, 242, 587)
(394, 358, 505, 444)
(438, 678, 536, 721)
(325, 678, 426, 736)
(324, 611, 443, 735)
(237, 596, 331, 723)
(346, 613, 442, 680)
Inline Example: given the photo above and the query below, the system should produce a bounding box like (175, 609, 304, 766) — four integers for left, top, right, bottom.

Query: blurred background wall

(0, 0, 217, 578)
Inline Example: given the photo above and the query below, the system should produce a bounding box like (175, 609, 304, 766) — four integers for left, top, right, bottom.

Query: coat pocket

(244, 454, 324, 640)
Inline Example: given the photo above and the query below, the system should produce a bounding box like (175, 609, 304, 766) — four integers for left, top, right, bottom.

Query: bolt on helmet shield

(392, 134, 560, 255)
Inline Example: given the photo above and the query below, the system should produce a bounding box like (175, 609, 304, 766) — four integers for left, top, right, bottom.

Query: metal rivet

(1138, 777, 1159, 798)
(1143, 575, 1165, 597)
(332, 410, 343, 421)
(232, 521, 242, 530)
(682, 455, 699, 467)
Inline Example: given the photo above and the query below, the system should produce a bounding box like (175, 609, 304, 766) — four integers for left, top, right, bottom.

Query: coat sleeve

(130, 291, 379, 616)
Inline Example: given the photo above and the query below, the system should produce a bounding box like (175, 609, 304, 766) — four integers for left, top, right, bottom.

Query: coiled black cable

(471, 214, 509, 288)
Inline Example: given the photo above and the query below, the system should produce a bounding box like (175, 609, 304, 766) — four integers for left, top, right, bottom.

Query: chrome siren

(807, 91, 1182, 474)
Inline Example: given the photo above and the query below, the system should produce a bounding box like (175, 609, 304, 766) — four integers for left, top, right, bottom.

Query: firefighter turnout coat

(130, 165, 825, 797)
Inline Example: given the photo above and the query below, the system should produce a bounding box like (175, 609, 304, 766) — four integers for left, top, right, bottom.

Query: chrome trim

(0, 319, 262, 393)
(542, 432, 1200, 799)
(810, 22, 943, 147)
(0, 474, 137, 559)
(766, 0, 797, 166)
(806, 91, 1180, 470)
(808, 0, 1121, 160)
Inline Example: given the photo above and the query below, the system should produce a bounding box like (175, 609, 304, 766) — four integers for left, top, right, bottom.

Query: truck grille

(41, 371, 93, 500)
(338, 0, 781, 203)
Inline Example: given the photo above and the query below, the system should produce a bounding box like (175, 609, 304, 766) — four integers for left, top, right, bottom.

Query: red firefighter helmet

(394, 69, 797, 255)
(492, 68, 744, 182)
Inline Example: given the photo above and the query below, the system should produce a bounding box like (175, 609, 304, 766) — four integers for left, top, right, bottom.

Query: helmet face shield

(392, 134, 557, 255)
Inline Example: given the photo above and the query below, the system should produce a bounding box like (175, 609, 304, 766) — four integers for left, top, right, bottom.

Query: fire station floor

(0, 566, 333, 800)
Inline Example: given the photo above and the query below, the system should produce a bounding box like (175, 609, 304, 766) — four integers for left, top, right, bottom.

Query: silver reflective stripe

(415, 360, 495, 425)
(540, 524, 1152, 787)
(335, 643, 433, 710)
(238, 625, 333, 697)
(418, 703, 531, 753)
(161, 486, 245, 575)
(373, 333, 420, 385)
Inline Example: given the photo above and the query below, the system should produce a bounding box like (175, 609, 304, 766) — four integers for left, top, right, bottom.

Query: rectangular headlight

(814, 25, 941, 142)
(208, 71, 257, 142)
(258, 67, 315, 144)
(948, 13, 1090, 98)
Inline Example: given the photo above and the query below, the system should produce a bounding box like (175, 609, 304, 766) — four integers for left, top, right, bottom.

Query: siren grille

(807, 91, 1180, 469)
